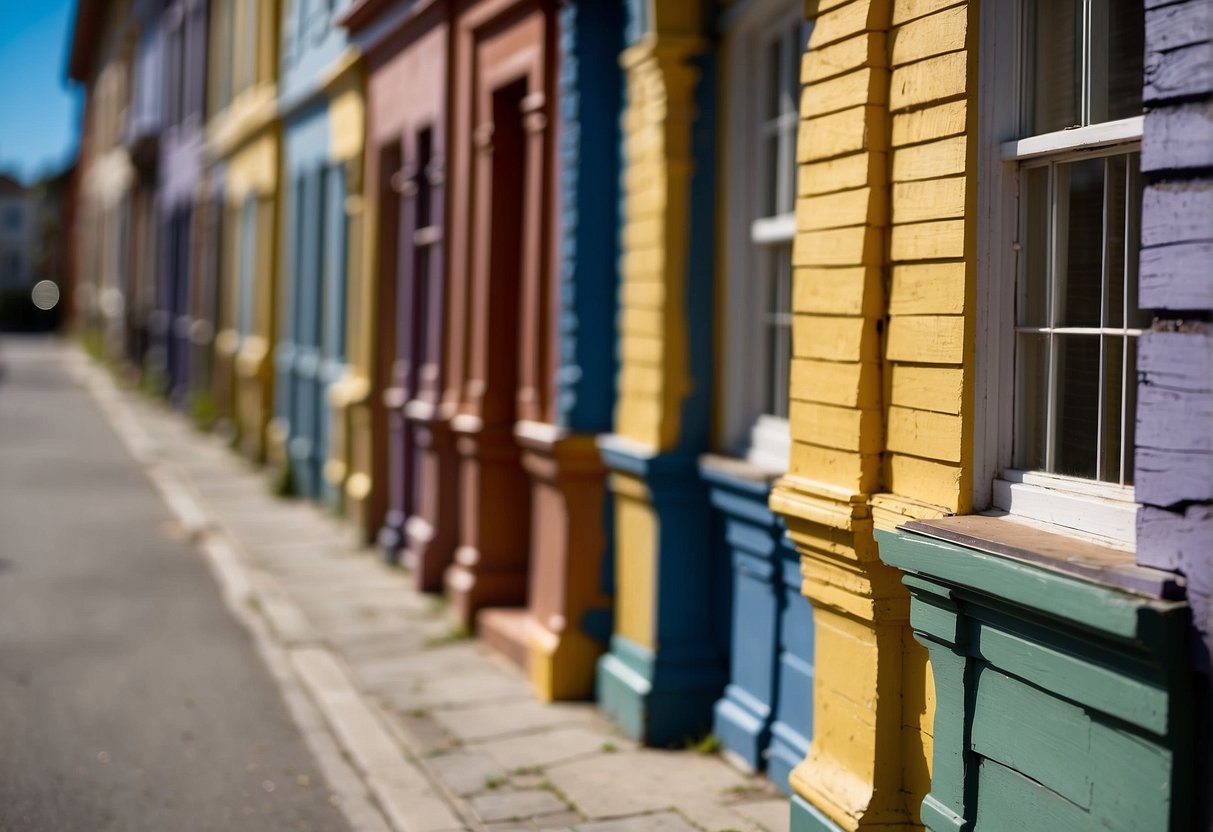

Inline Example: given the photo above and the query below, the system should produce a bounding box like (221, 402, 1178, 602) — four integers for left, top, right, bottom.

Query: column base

(712, 687, 770, 772)
(596, 635, 723, 747)
(403, 406, 458, 592)
(791, 794, 847, 832)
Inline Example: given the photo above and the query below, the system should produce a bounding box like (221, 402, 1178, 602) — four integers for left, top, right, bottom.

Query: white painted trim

(719, 0, 805, 464)
(973, 0, 1022, 511)
(991, 476, 1137, 550)
(745, 414, 790, 473)
(751, 213, 796, 244)
(1001, 116, 1144, 162)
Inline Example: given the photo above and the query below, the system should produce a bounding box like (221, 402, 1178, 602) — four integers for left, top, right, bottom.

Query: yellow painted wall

(773, 0, 977, 828)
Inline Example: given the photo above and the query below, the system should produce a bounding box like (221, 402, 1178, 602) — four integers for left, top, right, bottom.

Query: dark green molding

(877, 528, 1194, 831)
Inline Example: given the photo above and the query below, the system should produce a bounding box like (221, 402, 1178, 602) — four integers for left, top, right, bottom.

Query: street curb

(70, 350, 469, 832)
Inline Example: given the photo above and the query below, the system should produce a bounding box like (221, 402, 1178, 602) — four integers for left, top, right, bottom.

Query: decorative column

(769, 1, 910, 828)
(595, 1, 725, 744)
(518, 0, 623, 702)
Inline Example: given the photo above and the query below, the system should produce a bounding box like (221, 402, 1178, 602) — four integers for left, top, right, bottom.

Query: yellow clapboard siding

(888, 262, 966, 315)
(799, 152, 886, 196)
(802, 31, 888, 85)
(885, 315, 965, 364)
(890, 5, 969, 66)
(886, 454, 964, 513)
(889, 51, 968, 112)
(618, 364, 664, 396)
(889, 364, 964, 414)
(891, 135, 967, 182)
(801, 67, 887, 119)
(810, 0, 888, 50)
(790, 441, 882, 494)
(791, 400, 884, 453)
(797, 186, 886, 231)
(620, 332, 664, 364)
(794, 265, 883, 316)
(621, 279, 665, 311)
(893, 0, 966, 26)
(790, 358, 881, 409)
(887, 405, 964, 463)
(619, 307, 664, 337)
(623, 216, 663, 248)
(794, 225, 884, 268)
(798, 105, 887, 163)
(891, 177, 966, 223)
(621, 248, 664, 279)
(891, 100, 968, 147)
(793, 314, 879, 362)
(889, 219, 966, 261)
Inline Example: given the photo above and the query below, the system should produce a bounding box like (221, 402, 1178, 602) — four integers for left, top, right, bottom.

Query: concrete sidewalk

(73, 349, 791, 832)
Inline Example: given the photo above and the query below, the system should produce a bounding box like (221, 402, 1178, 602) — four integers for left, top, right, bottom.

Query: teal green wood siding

(879, 528, 1193, 832)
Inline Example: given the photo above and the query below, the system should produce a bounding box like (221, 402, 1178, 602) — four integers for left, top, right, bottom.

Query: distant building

(0, 174, 38, 296)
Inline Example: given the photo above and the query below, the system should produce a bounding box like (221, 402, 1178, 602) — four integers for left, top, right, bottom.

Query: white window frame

(975, 0, 1144, 551)
(720, 0, 805, 474)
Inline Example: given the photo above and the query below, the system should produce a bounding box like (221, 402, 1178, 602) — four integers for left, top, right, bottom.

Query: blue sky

(0, 0, 81, 185)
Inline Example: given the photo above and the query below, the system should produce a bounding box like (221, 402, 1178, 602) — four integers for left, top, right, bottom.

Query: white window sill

(991, 470, 1137, 551)
(744, 414, 790, 475)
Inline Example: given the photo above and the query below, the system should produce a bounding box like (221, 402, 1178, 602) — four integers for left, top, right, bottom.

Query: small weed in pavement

(424, 623, 472, 648)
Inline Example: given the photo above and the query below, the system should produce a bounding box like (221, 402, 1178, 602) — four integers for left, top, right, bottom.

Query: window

(4, 206, 21, 231)
(982, 0, 1144, 547)
(722, 2, 806, 472)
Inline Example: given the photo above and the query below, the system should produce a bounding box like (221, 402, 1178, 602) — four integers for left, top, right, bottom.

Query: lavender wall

(1135, 0, 1213, 676)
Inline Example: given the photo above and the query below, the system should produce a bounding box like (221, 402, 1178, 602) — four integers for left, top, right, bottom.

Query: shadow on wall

(0, 286, 62, 333)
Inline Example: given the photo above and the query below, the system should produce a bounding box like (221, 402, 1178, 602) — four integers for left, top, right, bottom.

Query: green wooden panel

(877, 530, 1182, 646)
(974, 620, 1170, 734)
(971, 666, 1093, 808)
(973, 758, 1092, 832)
(1089, 718, 1174, 831)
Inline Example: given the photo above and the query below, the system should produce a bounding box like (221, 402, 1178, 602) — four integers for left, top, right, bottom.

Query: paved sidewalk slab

(101, 368, 791, 832)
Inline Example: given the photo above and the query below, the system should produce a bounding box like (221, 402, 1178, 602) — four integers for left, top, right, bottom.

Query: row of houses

(67, 0, 1211, 829)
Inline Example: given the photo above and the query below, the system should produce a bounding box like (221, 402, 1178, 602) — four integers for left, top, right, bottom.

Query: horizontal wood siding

(1137, 0, 1213, 675)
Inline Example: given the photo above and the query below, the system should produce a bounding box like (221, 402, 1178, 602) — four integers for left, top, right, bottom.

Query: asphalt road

(0, 337, 352, 832)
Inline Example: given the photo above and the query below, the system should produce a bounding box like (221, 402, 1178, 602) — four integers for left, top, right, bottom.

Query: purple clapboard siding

(1136, 0, 1213, 675)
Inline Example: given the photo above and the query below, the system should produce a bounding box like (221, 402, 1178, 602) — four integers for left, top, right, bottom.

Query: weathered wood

(1135, 446, 1213, 506)
(889, 364, 964, 414)
(884, 314, 965, 363)
(889, 6, 968, 67)
(891, 135, 967, 182)
(888, 261, 967, 314)
(1138, 330, 1213, 390)
(801, 31, 888, 85)
(1140, 181, 1213, 247)
(889, 51, 968, 112)
(790, 400, 883, 453)
(1136, 383, 1213, 452)
(887, 405, 964, 462)
(1143, 101, 1213, 173)
(1147, 1, 1213, 55)
(891, 99, 968, 147)
(1140, 242, 1213, 309)
(1144, 40, 1213, 103)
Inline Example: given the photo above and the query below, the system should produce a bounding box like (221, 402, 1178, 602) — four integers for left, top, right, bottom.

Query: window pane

(1102, 0, 1144, 122)
(764, 132, 780, 217)
(765, 36, 782, 121)
(1123, 336, 1138, 484)
(1021, 165, 1050, 327)
(765, 243, 793, 419)
(1104, 154, 1126, 328)
(1031, 0, 1080, 133)
(1099, 335, 1124, 482)
(1057, 158, 1104, 328)
(1055, 334, 1100, 478)
(1015, 333, 1049, 471)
